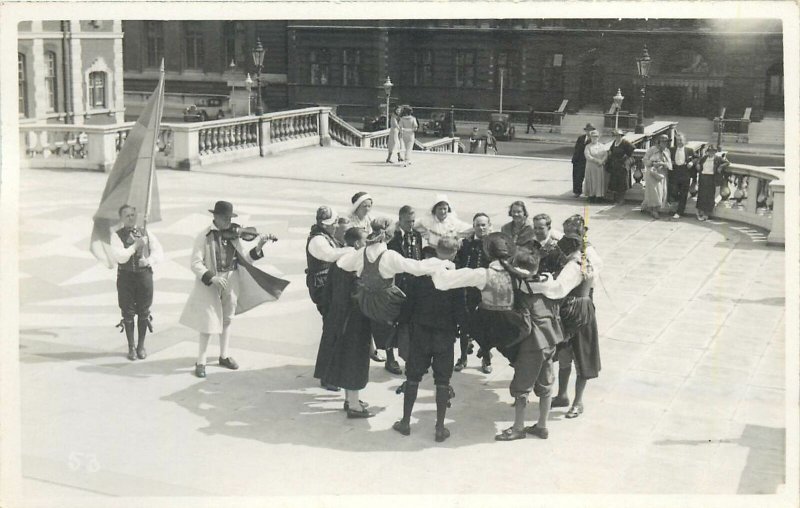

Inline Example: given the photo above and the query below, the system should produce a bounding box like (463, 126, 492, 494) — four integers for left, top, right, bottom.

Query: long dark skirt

(313, 265, 371, 390)
(468, 307, 528, 364)
(560, 296, 601, 379)
(696, 173, 716, 214)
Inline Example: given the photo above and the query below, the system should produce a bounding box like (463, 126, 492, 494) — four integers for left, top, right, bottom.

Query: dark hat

(208, 200, 238, 217)
(482, 232, 516, 261)
(583, 123, 596, 131)
(657, 134, 669, 141)
(612, 128, 624, 136)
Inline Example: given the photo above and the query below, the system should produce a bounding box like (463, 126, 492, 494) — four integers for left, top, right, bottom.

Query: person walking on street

(110, 204, 164, 361)
(583, 130, 608, 203)
(669, 132, 696, 219)
(571, 123, 594, 198)
(398, 106, 419, 167)
(526, 105, 537, 134)
(386, 105, 404, 163)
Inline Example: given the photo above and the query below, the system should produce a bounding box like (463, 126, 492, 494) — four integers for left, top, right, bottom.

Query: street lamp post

(613, 88, 624, 130)
(383, 76, 393, 129)
(244, 73, 253, 116)
(634, 45, 651, 135)
(251, 39, 266, 116)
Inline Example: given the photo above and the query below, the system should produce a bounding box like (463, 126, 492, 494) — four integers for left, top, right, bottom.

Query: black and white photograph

(1, 2, 798, 507)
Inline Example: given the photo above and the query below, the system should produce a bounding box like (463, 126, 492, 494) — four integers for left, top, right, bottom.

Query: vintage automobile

(421, 111, 457, 137)
(488, 113, 515, 141)
(362, 114, 387, 132)
(183, 105, 209, 123)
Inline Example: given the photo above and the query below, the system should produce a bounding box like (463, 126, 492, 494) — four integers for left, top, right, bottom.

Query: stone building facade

(17, 20, 125, 125)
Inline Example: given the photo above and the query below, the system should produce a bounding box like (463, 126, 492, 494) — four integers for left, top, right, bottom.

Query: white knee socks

(197, 333, 211, 365)
(219, 325, 231, 359)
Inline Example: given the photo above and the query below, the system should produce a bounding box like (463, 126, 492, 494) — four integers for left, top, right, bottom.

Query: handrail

(329, 111, 364, 138)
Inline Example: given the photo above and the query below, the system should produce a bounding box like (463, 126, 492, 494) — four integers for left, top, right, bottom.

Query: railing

(20, 123, 172, 172)
(626, 135, 784, 245)
(21, 107, 334, 171)
(329, 112, 366, 147)
(415, 137, 461, 153)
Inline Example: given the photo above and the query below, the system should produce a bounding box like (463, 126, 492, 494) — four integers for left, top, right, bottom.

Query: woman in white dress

(398, 106, 419, 167)
(386, 105, 404, 163)
(582, 130, 608, 203)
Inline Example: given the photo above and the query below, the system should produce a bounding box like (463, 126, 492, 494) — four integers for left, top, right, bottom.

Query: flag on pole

(90, 62, 166, 268)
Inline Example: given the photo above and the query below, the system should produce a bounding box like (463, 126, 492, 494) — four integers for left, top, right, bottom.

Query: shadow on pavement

(155, 363, 556, 451)
(653, 424, 784, 494)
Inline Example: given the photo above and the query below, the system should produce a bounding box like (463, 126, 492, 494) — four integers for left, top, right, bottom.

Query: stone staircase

(749, 117, 785, 145)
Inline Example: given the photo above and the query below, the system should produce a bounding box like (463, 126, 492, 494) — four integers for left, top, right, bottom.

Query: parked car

(183, 105, 209, 123)
(362, 114, 387, 132)
(421, 112, 446, 137)
(488, 113, 515, 141)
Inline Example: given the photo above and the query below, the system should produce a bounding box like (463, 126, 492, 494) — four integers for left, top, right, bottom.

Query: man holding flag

(110, 204, 164, 360)
(90, 61, 166, 360)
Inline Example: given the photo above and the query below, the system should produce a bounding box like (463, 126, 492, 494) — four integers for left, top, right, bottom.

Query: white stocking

(197, 333, 211, 365)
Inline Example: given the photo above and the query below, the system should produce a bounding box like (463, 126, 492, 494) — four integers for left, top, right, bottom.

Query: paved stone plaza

(17, 147, 787, 501)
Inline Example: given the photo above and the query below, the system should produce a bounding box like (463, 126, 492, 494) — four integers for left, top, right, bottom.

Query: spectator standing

(571, 123, 594, 197)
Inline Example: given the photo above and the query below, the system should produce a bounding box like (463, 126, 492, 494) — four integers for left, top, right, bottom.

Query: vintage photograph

(3, 3, 797, 507)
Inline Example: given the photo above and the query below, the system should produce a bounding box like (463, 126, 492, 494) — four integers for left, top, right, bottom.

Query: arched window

(88, 71, 106, 108)
(18, 53, 28, 116)
(45, 51, 58, 112)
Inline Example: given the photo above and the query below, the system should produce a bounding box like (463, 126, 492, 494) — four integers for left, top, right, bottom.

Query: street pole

(499, 68, 504, 114)
(635, 83, 646, 134)
(386, 89, 390, 129)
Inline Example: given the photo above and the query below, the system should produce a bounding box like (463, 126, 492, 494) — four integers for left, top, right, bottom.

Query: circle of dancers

(307, 191, 603, 443)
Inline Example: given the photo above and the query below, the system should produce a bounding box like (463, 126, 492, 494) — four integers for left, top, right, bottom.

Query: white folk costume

(179, 223, 289, 334)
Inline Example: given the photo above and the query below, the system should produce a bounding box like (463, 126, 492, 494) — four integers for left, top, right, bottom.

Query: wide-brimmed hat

(612, 128, 625, 136)
(208, 200, 238, 217)
(583, 123, 596, 131)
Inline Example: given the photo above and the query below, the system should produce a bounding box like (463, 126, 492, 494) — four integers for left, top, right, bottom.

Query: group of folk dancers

(307, 192, 603, 442)
(107, 191, 603, 443)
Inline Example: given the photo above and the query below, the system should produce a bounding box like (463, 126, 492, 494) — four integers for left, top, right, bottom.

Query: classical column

(69, 20, 84, 125)
(113, 20, 125, 123)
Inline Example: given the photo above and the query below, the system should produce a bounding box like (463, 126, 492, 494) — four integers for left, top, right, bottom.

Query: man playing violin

(110, 204, 164, 361)
(179, 200, 288, 378)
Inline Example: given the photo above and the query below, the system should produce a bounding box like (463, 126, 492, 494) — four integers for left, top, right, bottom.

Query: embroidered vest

(479, 265, 514, 311)
(116, 227, 150, 273)
(208, 230, 238, 273)
(305, 227, 337, 278)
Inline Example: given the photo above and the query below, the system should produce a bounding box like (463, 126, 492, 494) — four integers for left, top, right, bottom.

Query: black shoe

(551, 395, 570, 408)
(343, 400, 368, 411)
(524, 424, 549, 439)
(320, 380, 341, 392)
(218, 356, 239, 370)
(495, 427, 526, 441)
(393, 420, 411, 436)
(435, 425, 450, 443)
(194, 363, 206, 378)
(454, 357, 467, 372)
(127, 347, 137, 361)
(385, 360, 402, 375)
(136, 346, 147, 360)
(346, 406, 374, 419)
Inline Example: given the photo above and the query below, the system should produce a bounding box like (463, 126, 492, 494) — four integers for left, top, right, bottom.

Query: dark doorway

(764, 62, 783, 113)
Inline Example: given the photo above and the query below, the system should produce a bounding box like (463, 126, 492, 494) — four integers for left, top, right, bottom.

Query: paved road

(16, 149, 787, 502)
(417, 134, 785, 167)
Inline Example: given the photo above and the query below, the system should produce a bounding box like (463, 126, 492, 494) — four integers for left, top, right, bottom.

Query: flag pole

(143, 59, 166, 231)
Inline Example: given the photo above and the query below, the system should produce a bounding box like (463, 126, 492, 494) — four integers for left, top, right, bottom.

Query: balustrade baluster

(199, 129, 207, 154)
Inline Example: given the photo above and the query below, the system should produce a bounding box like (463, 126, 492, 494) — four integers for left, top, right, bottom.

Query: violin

(221, 223, 278, 243)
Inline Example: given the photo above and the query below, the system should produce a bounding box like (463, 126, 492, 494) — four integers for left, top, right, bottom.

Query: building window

(146, 21, 164, 68)
(456, 50, 476, 88)
(184, 21, 204, 70)
(413, 50, 433, 86)
(542, 53, 564, 94)
(88, 71, 106, 108)
(45, 51, 59, 112)
(223, 21, 245, 67)
(309, 49, 330, 85)
(342, 49, 361, 86)
(18, 53, 27, 116)
(496, 51, 520, 89)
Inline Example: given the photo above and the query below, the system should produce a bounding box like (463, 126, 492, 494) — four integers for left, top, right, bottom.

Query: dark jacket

(669, 145, 696, 169)
(571, 134, 589, 164)
(408, 273, 460, 332)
